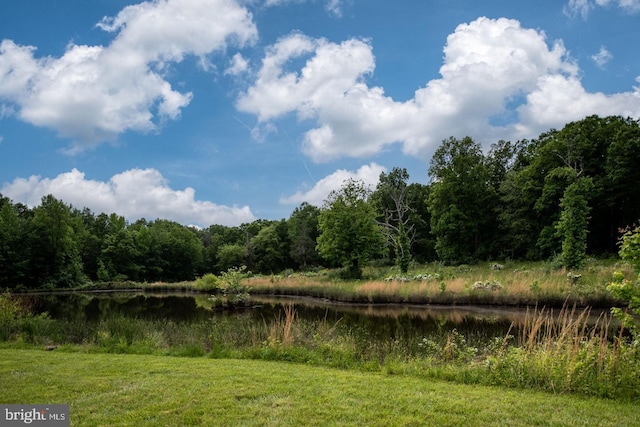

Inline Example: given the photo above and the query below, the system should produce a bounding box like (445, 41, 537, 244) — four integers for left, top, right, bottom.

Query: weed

(529, 280, 541, 294)
(193, 273, 220, 292)
(267, 305, 297, 347)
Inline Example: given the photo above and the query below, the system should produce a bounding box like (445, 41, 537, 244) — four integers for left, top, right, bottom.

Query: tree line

(1, 115, 639, 288)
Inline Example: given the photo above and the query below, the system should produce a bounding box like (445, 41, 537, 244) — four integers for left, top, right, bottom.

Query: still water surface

(28, 291, 613, 345)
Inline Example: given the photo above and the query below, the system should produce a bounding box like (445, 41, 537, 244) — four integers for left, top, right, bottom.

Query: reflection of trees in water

(31, 293, 616, 346)
(33, 292, 212, 322)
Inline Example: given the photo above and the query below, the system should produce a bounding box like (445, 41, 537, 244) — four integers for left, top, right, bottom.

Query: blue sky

(1, 0, 639, 227)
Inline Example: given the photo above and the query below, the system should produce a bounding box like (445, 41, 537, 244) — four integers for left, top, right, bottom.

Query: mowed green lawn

(0, 349, 637, 426)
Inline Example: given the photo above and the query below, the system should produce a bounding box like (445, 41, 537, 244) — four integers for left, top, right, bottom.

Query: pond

(26, 291, 614, 350)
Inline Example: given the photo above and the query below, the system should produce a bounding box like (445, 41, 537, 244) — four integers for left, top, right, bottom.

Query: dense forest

(2, 115, 640, 289)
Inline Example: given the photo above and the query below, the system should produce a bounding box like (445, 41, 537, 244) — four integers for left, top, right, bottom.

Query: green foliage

(99, 223, 142, 281)
(484, 306, 640, 399)
(0, 292, 25, 328)
(96, 259, 110, 282)
(193, 273, 220, 292)
(250, 221, 290, 274)
(218, 265, 249, 292)
(371, 167, 417, 273)
(607, 225, 640, 335)
(0, 292, 53, 343)
(3, 115, 640, 287)
(428, 136, 497, 263)
(618, 225, 640, 271)
(505, 116, 640, 258)
(30, 195, 86, 288)
(317, 179, 385, 279)
(529, 280, 541, 294)
(208, 266, 251, 307)
(0, 202, 30, 288)
(418, 329, 478, 363)
(396, 227, 411, 273)
(147, 220, 203, 281)
(215, 243, 246, 273)
(194, 267, 252, 308)
(287, 203, 321, 269)
(556, 176, 594, 269)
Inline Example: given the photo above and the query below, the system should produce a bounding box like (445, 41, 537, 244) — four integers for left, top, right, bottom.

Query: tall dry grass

(267, 304, 297, 346)
(484, 303, 637, 398)
(246, 259, 623, 307)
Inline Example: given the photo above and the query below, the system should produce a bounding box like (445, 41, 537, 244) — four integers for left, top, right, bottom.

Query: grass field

(1, 349, 638, 426)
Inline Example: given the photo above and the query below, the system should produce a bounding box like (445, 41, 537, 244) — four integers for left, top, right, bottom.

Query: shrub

(218, 266, 250, 293)
(194, 273, 220, 292)
(607, 226, 640, 337)
(0, 292, 24, 321)
(0, 293, 60, 345)
(204, 266, 251, 308)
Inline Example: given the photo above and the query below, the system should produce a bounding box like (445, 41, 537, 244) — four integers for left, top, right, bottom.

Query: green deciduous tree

(216, 243, 246, 273)
(30, 195, 85, 288)
(317, 179, 385, 279)
(251, 220, 291, 274)
(504, 116, 640, 259)
(0, 198, 31, 288)
(148, 220, 203, 281)
(287, 203, 321, 270)
(428, 137, 495, 264)
(76, 210, 109, 280)
(556, 174, 594, 269)
(405, 183, 435, 263)
(200, 224, 244, 274)
(99, 219, 141, 281)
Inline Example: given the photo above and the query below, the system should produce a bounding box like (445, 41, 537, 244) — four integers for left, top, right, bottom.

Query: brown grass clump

(242, 260, 623, 307)
(268, 304, 297, 347)
(355, 281, 400, 296)
(444, 278, 466, 294)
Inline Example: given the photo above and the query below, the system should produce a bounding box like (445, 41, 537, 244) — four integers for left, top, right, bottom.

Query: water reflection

(31, 292, 213, 322)
(28, 292, 615, 346)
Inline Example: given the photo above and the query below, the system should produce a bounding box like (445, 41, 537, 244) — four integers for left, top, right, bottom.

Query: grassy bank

(2, 288, 639, 400)
(3, 258, 638, 403)
(1, 349, 638, 426)
(246, 260, 626, 307)
(11, 259, 628, 308)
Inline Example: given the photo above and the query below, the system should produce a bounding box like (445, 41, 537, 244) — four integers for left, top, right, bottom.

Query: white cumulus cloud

(564, 0, 593, 18)
(237, 17, 640, 162)
(280, 162, 386, 207)
(225, 53, 250, 76)
(565, 0, 640, 18)
(596, 0, 640, 12)
(0, 0, 257, 152)
(592, 46, 613, 68)
(263, 0, 345, 16)
(0, 168, 255, 227)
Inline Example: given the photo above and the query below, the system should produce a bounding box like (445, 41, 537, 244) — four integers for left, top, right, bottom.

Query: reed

(267, 304, 297, 347)
(483, 304, 636, 398)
